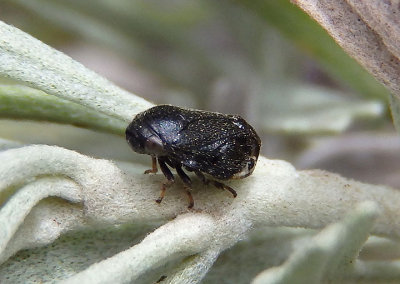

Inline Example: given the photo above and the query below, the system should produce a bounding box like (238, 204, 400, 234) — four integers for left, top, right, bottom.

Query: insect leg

(212, 181, 237, 198)
(156, 158, 174, 204)
(195, 171, 237, 198)
(175, 166, 194, 208)
(194, 171, 208, 184)
(144, 156, 158, 174)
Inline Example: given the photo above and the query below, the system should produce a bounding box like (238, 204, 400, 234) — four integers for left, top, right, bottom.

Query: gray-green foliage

(0, 1, 400, 282)
(2, 0, 388, 134)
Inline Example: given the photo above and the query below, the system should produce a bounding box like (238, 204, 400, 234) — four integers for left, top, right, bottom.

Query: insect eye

(247, 158, 255, 171)
(145, 135, 164, 154)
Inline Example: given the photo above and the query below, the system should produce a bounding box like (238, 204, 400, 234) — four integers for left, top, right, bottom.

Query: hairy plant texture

(0, 16, 400, 283)
(1, 145, 400, 283)
(0, 21, 152, 123)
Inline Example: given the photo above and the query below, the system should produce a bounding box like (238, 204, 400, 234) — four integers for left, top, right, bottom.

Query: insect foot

(144, 156, 158, 174)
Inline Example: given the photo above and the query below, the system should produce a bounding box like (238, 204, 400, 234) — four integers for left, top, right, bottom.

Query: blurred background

(1, 0, 399, 187)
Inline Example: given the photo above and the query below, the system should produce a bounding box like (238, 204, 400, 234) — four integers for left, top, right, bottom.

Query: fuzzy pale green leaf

(0, 20, 153, 122)
(0, 85, 126, 135)
(1, 145, 400, 282)
(260, 84, 383, 134)
(252, 202, 379, 284)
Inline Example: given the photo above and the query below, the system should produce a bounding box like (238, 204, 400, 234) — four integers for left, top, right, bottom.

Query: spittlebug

(125, 105, 261, 208)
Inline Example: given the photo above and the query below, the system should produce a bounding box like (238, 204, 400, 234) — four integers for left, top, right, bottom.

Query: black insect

(125, 105, 261, 208)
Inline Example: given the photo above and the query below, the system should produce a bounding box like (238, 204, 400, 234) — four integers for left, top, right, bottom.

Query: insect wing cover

(126, 105, 261, 180)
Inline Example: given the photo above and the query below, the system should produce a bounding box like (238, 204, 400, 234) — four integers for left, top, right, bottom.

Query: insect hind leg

(194, 170, 207, 184)
(195, 171, 237, 198)
(156, 157, 174, 204)
(212, 180, 237, 198)
(176, 166, 194, 208)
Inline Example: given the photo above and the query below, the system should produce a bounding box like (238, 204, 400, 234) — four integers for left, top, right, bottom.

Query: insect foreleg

(144, 156, 158, 174)
(156, 157, 175, 204)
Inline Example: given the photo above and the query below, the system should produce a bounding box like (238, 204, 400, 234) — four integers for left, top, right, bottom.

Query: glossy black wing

(166, 116, 259, 180)
(141, 105, 260, 180)
(143, 105, 243, 148)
